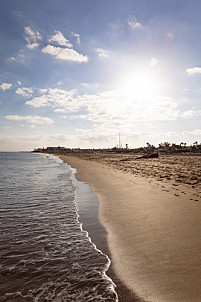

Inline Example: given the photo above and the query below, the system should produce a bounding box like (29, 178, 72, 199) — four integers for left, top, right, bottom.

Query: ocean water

(0, 152, 117, 301)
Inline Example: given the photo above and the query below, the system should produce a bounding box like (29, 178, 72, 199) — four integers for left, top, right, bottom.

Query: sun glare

(122, 70, 161, 102)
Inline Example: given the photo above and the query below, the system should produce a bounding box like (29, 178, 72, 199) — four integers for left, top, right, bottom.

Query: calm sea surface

(0, 152, 117, 301)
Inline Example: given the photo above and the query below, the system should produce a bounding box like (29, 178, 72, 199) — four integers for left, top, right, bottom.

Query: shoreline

(60, 153, 201, 302)
(63, 158, 139, 302)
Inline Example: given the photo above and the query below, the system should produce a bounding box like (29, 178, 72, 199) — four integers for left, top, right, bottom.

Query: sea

(0, 152, 118, 302)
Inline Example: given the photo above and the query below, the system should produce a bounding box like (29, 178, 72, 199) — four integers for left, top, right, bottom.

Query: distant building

(46, 146, 65, 153)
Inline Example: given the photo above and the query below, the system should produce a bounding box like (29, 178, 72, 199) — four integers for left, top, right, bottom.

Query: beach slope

(60, 153, 201, 302)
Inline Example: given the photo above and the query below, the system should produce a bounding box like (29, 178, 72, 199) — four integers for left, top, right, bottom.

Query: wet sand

(60, 153, 201, 302)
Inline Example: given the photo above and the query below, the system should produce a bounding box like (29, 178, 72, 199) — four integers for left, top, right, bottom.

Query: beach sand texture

(60, 153, 201, 302)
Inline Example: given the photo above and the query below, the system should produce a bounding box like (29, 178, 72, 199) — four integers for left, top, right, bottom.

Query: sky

(0, 0, 201, 151)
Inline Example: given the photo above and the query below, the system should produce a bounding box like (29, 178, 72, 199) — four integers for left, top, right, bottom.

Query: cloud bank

(24, 86, 201, 128)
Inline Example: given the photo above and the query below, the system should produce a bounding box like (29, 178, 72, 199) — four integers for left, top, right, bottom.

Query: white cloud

(183, 129, 201, 135)
(181, 109, 201, 118)
(42, 45, 88, 62)
(42, 31, 87, 63)
(128, 16, 143, 29)
(26, 88, 78, 111)
(26, 95, 49, 108)
(72, 32, 81, 45)
(28, 43, 40, 50)
(95, 48, 109, 58)
(18, 52, 25, 59)
(16, 87, 33, 97)
(8, 57, 16, 62)
(76, 91, 180, 124)
(48, 30, 73, 47)
(186, 67, 201, 75)
(81, 82, 99, 89)
(0, 83, 12, 91)
(24, 26, 42, 49)
(39, 88, 48, 94)
(54, 108, 66, 112)
(69, 114, 88, 120)
(10, 50, 26, 63)
(5, 115, 54, 125)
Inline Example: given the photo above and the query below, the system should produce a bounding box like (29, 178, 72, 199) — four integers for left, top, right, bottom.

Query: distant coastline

(33, 140, 201, 155)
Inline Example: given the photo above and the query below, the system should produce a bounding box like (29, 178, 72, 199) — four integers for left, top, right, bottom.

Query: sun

(121, 70, 161, 102)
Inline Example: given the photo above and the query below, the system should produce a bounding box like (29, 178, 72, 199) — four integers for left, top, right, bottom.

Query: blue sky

(0, 0, 201, 151)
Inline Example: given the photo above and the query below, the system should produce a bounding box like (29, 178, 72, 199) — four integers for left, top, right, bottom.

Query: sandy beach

(60, 152, 201, 302)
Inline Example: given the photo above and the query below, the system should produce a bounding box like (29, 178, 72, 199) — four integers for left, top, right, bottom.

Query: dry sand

(60, 153, 201, 302)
